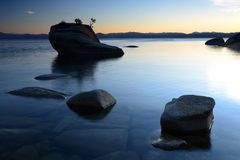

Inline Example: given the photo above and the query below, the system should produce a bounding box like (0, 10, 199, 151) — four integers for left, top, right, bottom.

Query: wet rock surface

(35, 73, 69, 80)
(8, 87, 66, 99)
(152, 138, 187, 151)
(67, 89, 116, 114)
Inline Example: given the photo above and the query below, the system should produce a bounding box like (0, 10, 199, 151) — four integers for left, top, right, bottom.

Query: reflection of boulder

(153, 95, 215, 150)
(51, 56, 98, 82)
(51, 55, 121, 83)
(205, 38, 225, 46)
(49, 23, 124, 58)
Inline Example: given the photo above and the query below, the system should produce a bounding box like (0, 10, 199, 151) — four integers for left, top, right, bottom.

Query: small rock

(8, 87, 66, 99)
(67, 89, 116, 114)
(35, 73, 68, 80)
(205, 38, 225, 46)
(93, 151, 140, 160)
(124, 45, 139, 48)
(152, 138, 187, 151)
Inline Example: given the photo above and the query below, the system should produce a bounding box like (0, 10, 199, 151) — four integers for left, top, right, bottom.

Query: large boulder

(205, 38, 225, 46)
(161, 95, 215, 135)
(226, 33, 240, 46)
(49, 23, 124, 58)
(67, 89, 116, 114)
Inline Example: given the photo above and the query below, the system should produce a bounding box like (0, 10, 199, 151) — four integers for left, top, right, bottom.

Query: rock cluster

(153, 95, 215, 150)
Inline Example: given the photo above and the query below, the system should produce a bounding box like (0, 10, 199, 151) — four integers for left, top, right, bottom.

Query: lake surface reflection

(0, 39, 240, 160)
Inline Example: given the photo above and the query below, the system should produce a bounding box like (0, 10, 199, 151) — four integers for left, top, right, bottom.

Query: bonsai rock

(49, 23, 124, 59)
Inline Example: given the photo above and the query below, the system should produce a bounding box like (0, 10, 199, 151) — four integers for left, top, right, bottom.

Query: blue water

(0, 39, 240, 160)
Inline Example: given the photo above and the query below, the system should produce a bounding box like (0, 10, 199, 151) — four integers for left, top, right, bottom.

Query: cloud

(24, 10, 35, 15)
(211, 0, 240, 12)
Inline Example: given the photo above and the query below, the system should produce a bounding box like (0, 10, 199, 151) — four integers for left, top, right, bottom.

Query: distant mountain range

(0, 32, 238, 39)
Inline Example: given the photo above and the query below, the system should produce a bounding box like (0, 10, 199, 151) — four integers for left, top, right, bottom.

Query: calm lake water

(0, 38, 240, 160)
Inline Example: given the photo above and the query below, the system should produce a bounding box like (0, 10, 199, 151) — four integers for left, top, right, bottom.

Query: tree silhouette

(75, 18, 82, 25)
(90, 18, 96, 28)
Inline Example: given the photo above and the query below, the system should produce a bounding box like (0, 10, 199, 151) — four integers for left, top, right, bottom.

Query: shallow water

(0, 39, 240, 160)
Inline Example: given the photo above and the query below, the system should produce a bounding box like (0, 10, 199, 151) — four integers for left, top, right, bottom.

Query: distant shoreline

(0, 32, 238, 40)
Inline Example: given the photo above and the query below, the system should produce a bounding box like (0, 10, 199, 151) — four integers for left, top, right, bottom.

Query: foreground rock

(152, 138, 187, 151)
(8, 87, 66, 99)
(55, 129, 128, 157)
(35, 73, 68, 80)
(67, 89, 116, 114)
(161, 95, 215, 135)
(49, 23, 124, 58)
(205, 38, 225, 46)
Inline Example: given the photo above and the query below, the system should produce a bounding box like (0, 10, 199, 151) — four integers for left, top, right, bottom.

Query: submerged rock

(10, 145, 39, 160)
(93, 151, 140, 160)
(49, 23, 124, 59)
(67, 89, 116, 114)
(35, 73, 68, 80)
(54, 129, 128, 157)
(161, 95, 215, 135)
(205, 38, 225, 46)
(152, 138, 187, 151)
(8, 87, 66, 99)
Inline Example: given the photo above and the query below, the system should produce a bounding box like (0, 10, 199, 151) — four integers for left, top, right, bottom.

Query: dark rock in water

(49, 23, 124, 59)
(205, 38, 225, 46)
(152, 138, 187, 151)
(161, 95, 215, 135)
(8, 87, 66, 99)
(35, 73, 68, 80)
(124, 45, 139, 48)
(67, 89, 116, 114)
(226, 33, 240, 46)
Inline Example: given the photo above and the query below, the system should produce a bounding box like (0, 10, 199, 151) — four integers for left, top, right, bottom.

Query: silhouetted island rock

(124, 45, 139, 48)
(8, 87, 66, 99)
(226, 33, 240, 48)
(67, 89, 116, 114)
(205, 38, 225, 46)
(161, 95, 215, 135)
(49, 23, 124, 59)
(35, 73, 69, 80)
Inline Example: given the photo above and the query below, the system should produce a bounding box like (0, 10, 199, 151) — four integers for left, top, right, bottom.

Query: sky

(0, 0, 240, 34)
